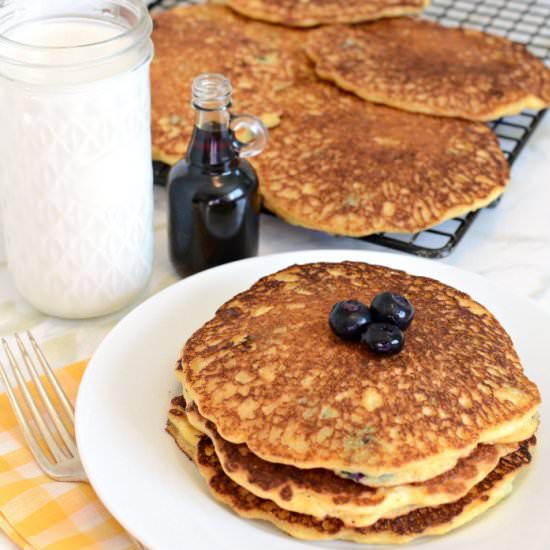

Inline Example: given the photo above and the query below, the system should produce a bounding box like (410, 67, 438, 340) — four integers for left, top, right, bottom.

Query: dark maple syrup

(167, 74, 266, 277)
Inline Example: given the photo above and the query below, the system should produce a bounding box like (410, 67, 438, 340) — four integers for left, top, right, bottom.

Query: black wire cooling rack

(365, 0, 550, 257)
(150, 0, 550, 258)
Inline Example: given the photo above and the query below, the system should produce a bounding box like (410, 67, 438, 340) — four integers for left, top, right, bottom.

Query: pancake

(306, 18, 550, 121)
(166, 408, 535, 543)
(171, 397, 516, 527)
(196, 436, 534, 543)
(223, 0, 431, 27)
(167, 396, 202, 459)
(151, 5, 306, 165)
(254, 82, 509, 237)
(181, 261, 540, 486)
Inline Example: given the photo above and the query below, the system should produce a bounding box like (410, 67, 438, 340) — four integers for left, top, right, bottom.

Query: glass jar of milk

(0, 0, 154, 318)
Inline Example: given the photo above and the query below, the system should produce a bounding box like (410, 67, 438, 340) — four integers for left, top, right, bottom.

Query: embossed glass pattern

(0, 0, 154, 318)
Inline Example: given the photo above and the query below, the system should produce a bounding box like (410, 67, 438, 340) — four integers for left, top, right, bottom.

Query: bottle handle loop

(230, 114, 268, 158)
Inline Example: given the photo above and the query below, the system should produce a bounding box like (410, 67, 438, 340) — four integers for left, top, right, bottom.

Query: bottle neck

(195, 106, 230, 129)
(186, 106, 238, 171)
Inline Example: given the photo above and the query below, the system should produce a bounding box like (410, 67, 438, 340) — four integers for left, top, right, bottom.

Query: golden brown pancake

(182, 262, 540, 485)
(151, 5, 306, 165)
(167, 397, 202, 460)
(223, 0, 431, 27)
(167, 414, 534, 543)
(197, 436, 534, 543)
(171, 396, 515, 527)
(306, 18, 550, 120)
(254, 82, 509, 237)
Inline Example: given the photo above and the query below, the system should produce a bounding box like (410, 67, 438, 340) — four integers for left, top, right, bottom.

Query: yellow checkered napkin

(0, 361, 134, 550)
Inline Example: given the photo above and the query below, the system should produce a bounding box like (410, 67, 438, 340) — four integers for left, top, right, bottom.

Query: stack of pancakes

(167, 261, 541, 543)
(151, 1, 550, 237)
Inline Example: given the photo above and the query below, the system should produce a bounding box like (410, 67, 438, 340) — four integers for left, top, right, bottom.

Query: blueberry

(329, 300, 372, 341)
(370, 292, 414, 330)
(361, 322, 404, 355)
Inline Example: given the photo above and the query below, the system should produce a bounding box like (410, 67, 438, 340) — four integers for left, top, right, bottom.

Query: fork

(0, 331, 85, 482)
(0, 331, 146, 549)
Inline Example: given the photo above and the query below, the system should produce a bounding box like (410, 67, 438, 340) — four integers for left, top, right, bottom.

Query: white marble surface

(0, 112, 549, 549)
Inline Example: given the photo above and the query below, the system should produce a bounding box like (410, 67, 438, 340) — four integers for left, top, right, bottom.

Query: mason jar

(0, 0, 154, 318)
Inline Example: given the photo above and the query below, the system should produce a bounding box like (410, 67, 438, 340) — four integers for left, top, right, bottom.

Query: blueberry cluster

(329, 292, 415, 355)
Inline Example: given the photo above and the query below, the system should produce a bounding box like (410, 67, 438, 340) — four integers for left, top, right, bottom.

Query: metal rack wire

(150, 0, 550, 258)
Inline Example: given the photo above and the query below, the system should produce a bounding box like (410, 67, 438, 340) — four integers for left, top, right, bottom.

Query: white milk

(0, 10, 154, 318)
(7, 18, 122, 47)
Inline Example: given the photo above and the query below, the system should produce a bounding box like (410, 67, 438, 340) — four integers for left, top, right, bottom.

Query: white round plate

(76, 249, 549, 550)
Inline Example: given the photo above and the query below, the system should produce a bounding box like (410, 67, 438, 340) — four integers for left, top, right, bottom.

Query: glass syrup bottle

(167, 73, 268, 277)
